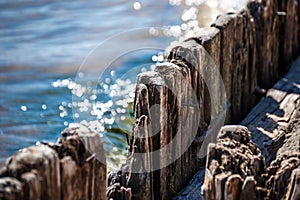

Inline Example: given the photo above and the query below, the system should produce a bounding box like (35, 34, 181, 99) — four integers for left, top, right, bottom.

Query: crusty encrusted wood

(0, 124, 106, 200)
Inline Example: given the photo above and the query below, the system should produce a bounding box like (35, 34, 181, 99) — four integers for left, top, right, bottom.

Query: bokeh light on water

(51, 49, 165, 170)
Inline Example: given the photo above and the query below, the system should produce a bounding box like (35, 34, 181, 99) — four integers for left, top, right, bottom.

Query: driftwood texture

(109, 0, 300, 199)
(0, 124, 106, 200)
(202, 125, 265, 200)
(2, 0, 300, 199)
(202, 57, 300, 200)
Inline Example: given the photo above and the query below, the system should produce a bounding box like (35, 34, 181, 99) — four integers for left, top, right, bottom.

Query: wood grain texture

(0, 124, 106, 200)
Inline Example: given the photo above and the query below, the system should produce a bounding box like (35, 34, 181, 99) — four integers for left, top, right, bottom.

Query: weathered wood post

(247, 0, 280, 89)
(277, 0, 299, 68)
(203, 72, 300, 199)
(212, 10, 258, 123)
(2, 0, 300, 199)
(127, 60, 203, 199)
(124, 32, 228, 198)
(125, 0, 300, 198)
(0, 124, 106, 200)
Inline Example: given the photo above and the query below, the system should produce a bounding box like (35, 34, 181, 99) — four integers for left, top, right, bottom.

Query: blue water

(0, 0, 245, 169)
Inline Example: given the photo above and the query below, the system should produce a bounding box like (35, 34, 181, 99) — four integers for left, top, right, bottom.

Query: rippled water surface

(0, 0, 246, 169)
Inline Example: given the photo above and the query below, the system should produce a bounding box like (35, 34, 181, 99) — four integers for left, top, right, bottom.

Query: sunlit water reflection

(0, 0, 246, 170)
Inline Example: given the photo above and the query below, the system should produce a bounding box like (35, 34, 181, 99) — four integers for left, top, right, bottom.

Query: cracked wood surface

(241, 57, 300, 164)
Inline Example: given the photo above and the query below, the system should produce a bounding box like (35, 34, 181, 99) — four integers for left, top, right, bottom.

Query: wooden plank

(155, 63, 195, 199)
(241, 64, 300, 161)
(189, 27, 221, 124)
(231, 13, 247, 123)
(212, 10, 258, 124)
(248, 0, 280, 89)
(278, 0, 299, 66)
(126, 58, 204, 198)
(168, 40, 206, 186)
(212, 14, 235, 123)
(167, 40, 205, 133)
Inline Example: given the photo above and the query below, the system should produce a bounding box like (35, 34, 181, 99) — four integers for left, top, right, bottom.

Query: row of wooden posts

(119, 0, 300, 199)
(0, 0, 300, 199)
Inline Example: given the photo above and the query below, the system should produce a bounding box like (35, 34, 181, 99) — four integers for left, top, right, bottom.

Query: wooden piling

(124, 0, 300, 199)
(1, 0, 300, 199)
(0, 124, 106, 200)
